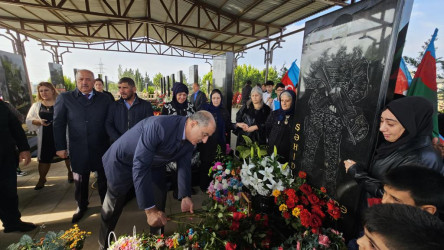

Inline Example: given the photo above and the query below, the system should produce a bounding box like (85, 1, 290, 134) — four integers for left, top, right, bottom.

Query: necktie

(84, 93, 91, 100)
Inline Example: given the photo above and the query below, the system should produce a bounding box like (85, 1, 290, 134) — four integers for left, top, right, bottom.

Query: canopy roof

(0, 0, 348, 58)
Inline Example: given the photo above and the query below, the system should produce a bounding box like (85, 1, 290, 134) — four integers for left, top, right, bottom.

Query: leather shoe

(71, 208, 87, 223)
(4, 221, 37, 233)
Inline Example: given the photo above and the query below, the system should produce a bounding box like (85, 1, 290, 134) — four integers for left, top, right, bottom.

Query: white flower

(217, 165, 223, 170)
(267, 179, 285, 191)
(260, 158, 268, 167)
(256, 182, 270, 196)
(259, 166, 275, 183)
(225, 169, 231, 175)
(280, 163, 290, 177)
(234, 195, 240, 201)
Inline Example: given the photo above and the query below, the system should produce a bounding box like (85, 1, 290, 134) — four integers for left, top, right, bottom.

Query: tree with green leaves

(63, 76, 76, 91)
(234, 64, 262, 92)
(152, 73, 163, 89)
(201, 71, 213, 94)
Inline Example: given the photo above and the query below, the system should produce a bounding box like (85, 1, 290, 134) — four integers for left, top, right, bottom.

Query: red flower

(300, 195, 309, 206)
(286, 197, 296, 209)
(309, 213, 323, 229)
(311, 205, 326, 218)
(307, 193, 320, 205)
(298, 171, 307, 179)
(255, 214, 261, 221)
(230, 221, 240, 231)
(299, 184, 312, 195)
(263, 214, 269, 227)
(283, 211, 291, 219)
(232, 212, 246, 221)
(299, 209, 311, 228)
(327, 200, 341, 219)
(225, 242, 237, 250)
(320, 187, 327, 193)
(284, 188, 297, 199)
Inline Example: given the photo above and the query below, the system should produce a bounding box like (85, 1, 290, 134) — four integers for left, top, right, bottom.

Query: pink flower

(318, 234, 331, 248)
(226, 144, 232, 155)
(296, 241, 301, 250)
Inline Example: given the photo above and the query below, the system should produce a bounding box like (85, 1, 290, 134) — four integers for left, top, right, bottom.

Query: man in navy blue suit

(99, 111, 215, 249)
(53, 69, 112, 223)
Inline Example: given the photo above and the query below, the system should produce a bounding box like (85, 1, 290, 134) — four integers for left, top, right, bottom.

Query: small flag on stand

(281, 61, 300, 92)
(407, 28, 439, 138)
(394, 58, 412, 95)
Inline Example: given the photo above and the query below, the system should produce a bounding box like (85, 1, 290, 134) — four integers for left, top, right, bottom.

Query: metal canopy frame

(0, 0, 348, 60)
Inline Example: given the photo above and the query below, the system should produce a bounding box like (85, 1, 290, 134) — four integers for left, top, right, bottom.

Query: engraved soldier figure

(301, 46, 369, 193)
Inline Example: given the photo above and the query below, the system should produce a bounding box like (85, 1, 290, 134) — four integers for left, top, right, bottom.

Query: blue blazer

(53, 89, 112, 174)
(102, 115, 194, 209)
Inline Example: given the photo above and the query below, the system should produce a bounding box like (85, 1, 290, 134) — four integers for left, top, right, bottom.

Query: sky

(0, 0, 442, 85)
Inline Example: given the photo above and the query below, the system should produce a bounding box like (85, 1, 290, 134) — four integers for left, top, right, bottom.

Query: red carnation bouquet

(272, 171, 344, 234)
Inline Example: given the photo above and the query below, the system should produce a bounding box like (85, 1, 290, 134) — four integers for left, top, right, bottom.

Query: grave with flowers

(107, 138, 348, 249)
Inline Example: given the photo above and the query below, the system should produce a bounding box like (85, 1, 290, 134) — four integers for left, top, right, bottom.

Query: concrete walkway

(0, 159, 207, 249)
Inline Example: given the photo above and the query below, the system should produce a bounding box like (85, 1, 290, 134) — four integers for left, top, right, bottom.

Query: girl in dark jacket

(265, 90, 296, 163)
(199, 89, 232, 191)
(345, 96, 444, 201)
(161, 82, 195, 117)
(235, 86, 271, 147)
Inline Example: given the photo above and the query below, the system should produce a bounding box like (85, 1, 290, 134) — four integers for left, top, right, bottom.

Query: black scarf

(375, 96, 434, 159)
(275, 90, 296, 121)
(207, 89, 226, 145)
(171, 82, 189, 110)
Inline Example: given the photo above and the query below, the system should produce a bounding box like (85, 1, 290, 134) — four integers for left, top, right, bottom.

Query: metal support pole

(260, 30, 285, 83)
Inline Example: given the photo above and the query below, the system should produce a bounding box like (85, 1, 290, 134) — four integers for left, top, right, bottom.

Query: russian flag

(394, 58, 412, 95)
(281, 61, 300, 92)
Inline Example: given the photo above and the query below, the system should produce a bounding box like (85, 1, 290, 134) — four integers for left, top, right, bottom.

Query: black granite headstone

(290, 0, 413, 239)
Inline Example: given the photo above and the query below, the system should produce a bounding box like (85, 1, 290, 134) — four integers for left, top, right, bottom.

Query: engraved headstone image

(49, 62, 65, 92)
(0, 50, 32, 117)
(291, 0, 413, 196)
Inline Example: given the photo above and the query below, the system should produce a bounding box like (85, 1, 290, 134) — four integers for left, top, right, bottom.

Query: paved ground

(1, 108, 240, 249)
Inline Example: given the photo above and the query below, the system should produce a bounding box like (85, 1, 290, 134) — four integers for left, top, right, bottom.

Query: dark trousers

(73, 167, 107, 210)
(0, 149, 21, 228)
(99, 167, 167, 249)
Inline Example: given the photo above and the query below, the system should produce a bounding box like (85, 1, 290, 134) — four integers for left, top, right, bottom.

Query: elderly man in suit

(0, 100, 36, 233)
(53, 69, 112, 223)
(98, 111, 216, 249)
(190, 82, 207, 111)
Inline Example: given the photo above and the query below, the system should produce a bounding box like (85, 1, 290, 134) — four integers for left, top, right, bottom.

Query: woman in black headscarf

(161, 82, 195, 117)
(265, 90, 296, 163)
(199, 89, 233, 191)
(345, 96, 444, 201)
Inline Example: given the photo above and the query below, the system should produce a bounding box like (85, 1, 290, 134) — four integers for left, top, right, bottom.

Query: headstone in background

(0, 50, 32, 117)
(177, 70, 183, 83)
(49, 62, 65, 92)
(213, 52, 234, 113)
(189, 65, 198, 84)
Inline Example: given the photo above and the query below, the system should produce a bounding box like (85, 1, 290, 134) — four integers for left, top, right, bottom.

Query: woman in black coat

(198, 89, 232, 191)
(161, 82, 195, 117)
(265, 90, 296, 163)
(235, 86, 270, 147)
(345, 96, 444, 202)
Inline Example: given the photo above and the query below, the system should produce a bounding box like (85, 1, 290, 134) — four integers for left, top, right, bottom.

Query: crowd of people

(1, 70, 444, 249)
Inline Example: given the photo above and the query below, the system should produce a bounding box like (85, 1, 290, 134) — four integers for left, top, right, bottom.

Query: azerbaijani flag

(407, 28, 439, 137)
(394, 58, 412, 95)
(281, 61, 300, 92)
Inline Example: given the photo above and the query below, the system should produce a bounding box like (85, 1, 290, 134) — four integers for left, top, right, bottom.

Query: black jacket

(0, 100, 29, 154)
(106, 95, 154, 142)
(235, 102, 270, 146)
(190, 90, 207, 111)
(265, 111, 295, 162)
(53, 89, 112, 174)
(348, 136, 444, 198)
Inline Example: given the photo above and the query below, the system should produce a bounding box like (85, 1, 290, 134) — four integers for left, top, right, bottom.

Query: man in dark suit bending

(53, 69, 112, 223)
(99, 111, 215, 249)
